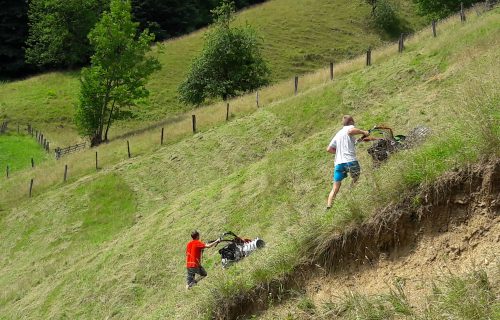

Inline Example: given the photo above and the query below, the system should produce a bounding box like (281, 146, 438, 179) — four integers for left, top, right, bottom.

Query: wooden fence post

(161, 127, 164, 145)
(294, 76, 298, 95)
(46, 141, 49, 152)
(256, 91, 259, 108)
(432, 20, 437, 37)
(17, 124, 19, 134)
(366, 48, 372, 66)
(29, 178, 34, 197)
(192, 115, 197, 133)
(35, 130, 38, 140)
(330, 62, 334, 80)
(64, 164, 68, 182)
(398, 34, 404, 53)
(31, 157, 34, 168)
(6, 165, 9, 178)
(127, 140, 131, 158)
(460, 2, 466, 22)
(95, 151, 98, 170)
(226, 102, 230, 121)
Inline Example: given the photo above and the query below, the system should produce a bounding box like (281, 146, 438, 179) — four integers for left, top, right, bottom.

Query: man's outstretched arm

(348, 127, 370, 136)
(204, 239, 220, 249)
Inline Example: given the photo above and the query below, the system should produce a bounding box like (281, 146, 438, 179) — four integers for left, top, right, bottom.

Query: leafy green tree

(76, 0, 161, 146)
(178, 0, 269, 106)
(26, 0, 108, 67)
(413, 0, 480, 19)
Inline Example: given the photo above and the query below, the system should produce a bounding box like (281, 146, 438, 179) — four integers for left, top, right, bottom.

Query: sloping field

(0, 6, 498, 320)
(0, 0, 424, 145)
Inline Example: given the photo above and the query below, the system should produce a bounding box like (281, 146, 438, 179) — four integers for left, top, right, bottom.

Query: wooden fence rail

(0, 121, 8, 134)
(55, 142, 87, 159)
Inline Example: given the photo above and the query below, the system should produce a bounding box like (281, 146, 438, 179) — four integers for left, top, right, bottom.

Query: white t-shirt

(329, 125, 358, 165)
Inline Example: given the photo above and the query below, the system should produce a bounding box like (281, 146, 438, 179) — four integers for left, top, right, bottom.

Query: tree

(413, 0, 480, 19)
(178, 0, 269, 106)
(25, 0, 108, 68)
(76, 0, 161, 146)
(0, 0, 32, 79)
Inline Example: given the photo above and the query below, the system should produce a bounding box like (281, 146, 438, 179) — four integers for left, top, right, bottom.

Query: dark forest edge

(0, 0, 266, 80)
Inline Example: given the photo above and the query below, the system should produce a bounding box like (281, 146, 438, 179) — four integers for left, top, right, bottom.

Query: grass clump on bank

(288, 269, 499, 320)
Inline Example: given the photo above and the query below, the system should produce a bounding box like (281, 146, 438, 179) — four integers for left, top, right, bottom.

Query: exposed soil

(214, 159, 500, 319)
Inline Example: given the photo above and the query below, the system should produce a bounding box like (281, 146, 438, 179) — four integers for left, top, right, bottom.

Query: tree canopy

(179, 0, 269, 106)
(413, 0, 481, 19)
(76, 0, 161, 146)
(26, 0, 108, 68)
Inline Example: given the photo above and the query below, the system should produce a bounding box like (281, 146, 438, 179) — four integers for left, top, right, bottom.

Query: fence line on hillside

(0, 121, 8, 134)
(8, 2, 494, 198)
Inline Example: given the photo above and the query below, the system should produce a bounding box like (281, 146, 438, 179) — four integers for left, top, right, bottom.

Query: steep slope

(0, 6, 498, 320)
(0, 0, 424, 145)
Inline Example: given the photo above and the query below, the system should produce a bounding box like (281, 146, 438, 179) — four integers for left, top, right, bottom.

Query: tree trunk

(104, 102, 116, 142)
(90, 134, 103, 147)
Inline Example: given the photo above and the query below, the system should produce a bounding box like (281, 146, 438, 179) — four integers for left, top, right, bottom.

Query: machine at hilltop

(358, 125, 431, 166)
(210, 231, 265, 268)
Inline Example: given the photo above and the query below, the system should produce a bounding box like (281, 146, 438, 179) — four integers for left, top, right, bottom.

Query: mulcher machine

(211, 232, 265, 268)
(358, 125, 430, 166)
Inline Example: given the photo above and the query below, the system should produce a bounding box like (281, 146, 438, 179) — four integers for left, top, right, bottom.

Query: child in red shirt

(186, 230, 220, 289)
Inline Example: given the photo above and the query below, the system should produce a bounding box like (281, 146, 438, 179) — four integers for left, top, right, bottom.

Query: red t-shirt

(186, 239, 206, 268)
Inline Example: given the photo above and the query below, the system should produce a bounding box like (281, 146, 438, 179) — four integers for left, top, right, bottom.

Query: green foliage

(25, 0, 108, 68)
(373, 0, 398, 31)
(413, 0, 481, 19)
(76, 0, 161, 145)
(178, 0, 270, 106)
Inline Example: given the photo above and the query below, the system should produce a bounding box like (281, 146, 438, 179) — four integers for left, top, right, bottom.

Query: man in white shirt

(326, 115, 370, 209)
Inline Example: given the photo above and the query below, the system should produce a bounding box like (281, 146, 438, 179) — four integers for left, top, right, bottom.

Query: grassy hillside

(0, 0, 424, 146)
(0, 133, 47, 173)
(0, 6, 498, 320)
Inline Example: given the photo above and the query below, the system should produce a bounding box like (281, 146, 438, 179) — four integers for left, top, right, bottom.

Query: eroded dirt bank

(216, 159, 499, 319)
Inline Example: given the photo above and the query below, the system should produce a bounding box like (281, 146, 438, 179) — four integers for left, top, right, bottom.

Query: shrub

(373, 0, 398, 31)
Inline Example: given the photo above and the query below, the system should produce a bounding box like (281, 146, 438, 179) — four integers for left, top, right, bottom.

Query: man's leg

(348, 162, 361, 187)
(192, 266, 208, 286)
(327, 181, 342, 208)
(186, 268, 196, 289)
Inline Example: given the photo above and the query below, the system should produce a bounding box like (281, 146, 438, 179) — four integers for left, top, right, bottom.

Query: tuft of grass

(425, 270, 498, 320)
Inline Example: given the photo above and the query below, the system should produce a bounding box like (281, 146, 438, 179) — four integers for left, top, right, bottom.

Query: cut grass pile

(0, 6, 498, 320)
(0, 0, 425, 144)
(0, 133, 47, 173)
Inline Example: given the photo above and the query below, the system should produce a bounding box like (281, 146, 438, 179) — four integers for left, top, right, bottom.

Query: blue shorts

(333, 161, 361, 182)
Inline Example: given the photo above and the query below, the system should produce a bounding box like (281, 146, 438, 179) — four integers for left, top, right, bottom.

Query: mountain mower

(357, 125, 430, 166)
(210, 231, 265, 269)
